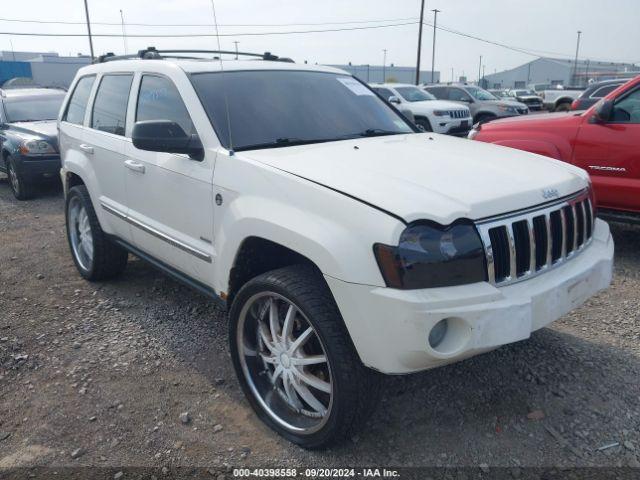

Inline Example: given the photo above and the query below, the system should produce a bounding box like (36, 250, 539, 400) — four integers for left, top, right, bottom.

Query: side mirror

(132, 120, 204, 160)
(388, 95, 401, 105)
(590, 99, 613, 124)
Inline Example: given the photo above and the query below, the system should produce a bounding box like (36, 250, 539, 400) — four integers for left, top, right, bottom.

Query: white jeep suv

(370, 83, 472, 136)
(58, 48, 614, 449)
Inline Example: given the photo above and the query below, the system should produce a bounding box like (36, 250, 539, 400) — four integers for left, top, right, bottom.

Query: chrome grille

(449, 109, 469, 119)
(476, 190, 594, 286)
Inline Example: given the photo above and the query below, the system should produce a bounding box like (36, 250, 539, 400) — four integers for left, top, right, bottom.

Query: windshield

(190, 71, 414, 151)
(395, 87, 435, 102)
(465, 86, 497, 101)
(4, 94, 65, 123)
(515, 90, 536, 96)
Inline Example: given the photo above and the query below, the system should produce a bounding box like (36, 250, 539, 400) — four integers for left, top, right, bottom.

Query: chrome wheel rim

(68, 197, 94, 271)
(8, 164, 19, 194)
(238, 292, 333, 434)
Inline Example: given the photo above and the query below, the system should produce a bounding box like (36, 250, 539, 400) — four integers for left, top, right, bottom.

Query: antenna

(210, 0, 234, 155)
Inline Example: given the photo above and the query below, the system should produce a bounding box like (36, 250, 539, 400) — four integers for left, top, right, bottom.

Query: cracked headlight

(374, 221, 487, 289)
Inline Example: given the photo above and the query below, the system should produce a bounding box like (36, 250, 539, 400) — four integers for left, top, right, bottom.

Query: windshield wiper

(357, 128, 404, 137)
(234, 137, 336, 152)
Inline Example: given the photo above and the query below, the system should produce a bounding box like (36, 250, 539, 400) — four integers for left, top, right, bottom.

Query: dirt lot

(1, 177, 639, 475)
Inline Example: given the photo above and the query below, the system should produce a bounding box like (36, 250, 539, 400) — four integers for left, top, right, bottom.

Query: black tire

(415, 117, 433, 132)
(6, 156, 34, 200)
(555, 102, 572, 112)
(474, 113, 497, 125)
(65, 185, 128, 281)
(229, 264, 381, 449)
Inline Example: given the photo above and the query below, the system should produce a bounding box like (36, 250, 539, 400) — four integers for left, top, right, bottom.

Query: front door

(573, 85, 640, 213)
(124, 73, 215, 285)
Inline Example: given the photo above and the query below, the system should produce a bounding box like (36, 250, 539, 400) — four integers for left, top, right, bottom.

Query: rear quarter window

(63, 75, 96, 125)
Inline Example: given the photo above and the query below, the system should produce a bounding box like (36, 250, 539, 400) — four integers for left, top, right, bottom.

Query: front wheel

(415, 117, 433, 132)
(229, 265, 381, 449)
(6, 156, 34, 200)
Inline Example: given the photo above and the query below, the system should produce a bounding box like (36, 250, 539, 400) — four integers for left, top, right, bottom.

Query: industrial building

(329, 64, 440, 84)
(482, 57, 640, 89)
(0, 51, 91, 89)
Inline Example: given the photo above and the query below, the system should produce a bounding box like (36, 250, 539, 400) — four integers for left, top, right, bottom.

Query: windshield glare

(190, 71, 414, 151)
(466, 87, 497, 101)
(395, 87, 435, 102)
(4, 95, 65, 123)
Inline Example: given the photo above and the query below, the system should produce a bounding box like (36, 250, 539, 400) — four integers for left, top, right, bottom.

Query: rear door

(124, 73, 215, 285)
(573, 85, 640, 213)
(84, 73, 134, 241)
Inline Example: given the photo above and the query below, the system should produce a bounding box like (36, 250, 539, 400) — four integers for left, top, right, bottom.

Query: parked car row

(470, 75, 640, 224)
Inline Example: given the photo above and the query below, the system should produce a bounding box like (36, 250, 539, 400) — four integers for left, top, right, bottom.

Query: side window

(591, 84, 620, 99)
(63, 75, 95, 125)
(426, 87, 446, 100)
(91, 74, 133, 136)
(448, 88, 471, 102)
(136, 75, 195, 136)
(611, 88, 640, 124)
(373, 87, 395, 101)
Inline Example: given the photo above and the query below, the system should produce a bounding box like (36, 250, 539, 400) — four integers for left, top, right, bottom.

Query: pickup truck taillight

(571, 99, 580, 111)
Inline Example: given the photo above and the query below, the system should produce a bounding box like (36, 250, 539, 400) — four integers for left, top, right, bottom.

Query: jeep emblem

(542, 188, 560, 200)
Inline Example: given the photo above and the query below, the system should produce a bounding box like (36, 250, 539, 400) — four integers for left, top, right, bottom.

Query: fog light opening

(428, 317, 471, 355)
(428, 319, 449, 349)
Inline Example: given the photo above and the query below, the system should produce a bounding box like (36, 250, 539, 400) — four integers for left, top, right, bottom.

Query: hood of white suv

(240, 133, 588, 224)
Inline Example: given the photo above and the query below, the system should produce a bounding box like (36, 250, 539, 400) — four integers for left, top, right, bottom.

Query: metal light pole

(478, 55, 482, 85)
(415, 0, 426, 85)
(430, 9, 440, 84)
(451, 67, 454, 82)
(382, 49, 387, 82)
(119, 9, 128, 55)
(83, 0, 95, 59)
(233, 41, 239, 59)
(572, 30, 582, 85)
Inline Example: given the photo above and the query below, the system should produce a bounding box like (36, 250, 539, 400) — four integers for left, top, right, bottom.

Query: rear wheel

(65, 185, 128, 280)
(555, 102, 572, 112)
(229, 265, 381, 449)
(6, 156, 34, 200)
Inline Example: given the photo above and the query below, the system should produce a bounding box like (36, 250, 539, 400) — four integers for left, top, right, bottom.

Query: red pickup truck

(470, 76, 640, 224)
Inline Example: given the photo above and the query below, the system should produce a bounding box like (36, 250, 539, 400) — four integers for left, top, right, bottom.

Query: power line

(0, 21, 419, 38)
(423, 21, 575, 59)
(0, 16, 418, 28)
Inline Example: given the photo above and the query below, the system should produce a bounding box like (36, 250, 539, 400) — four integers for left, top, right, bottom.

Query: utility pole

(415, 0, 426, 85)
(119, 9, 128, 55)
(233, 41, 239, 59)
(430, 9, 440, 84)
(478, 55, 482, 85)
(572, 30, 582, 85)
(83, 0, 95, 59)
(451, 67, 454, 82)
(382, 49, 387, 82)
(482, 64, 486, 87)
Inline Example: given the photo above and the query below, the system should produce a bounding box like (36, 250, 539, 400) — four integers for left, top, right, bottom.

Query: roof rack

(95, 46, 294, 64)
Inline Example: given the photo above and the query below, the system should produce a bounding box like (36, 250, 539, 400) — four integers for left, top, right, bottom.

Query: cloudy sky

(2, 0, 639, 81)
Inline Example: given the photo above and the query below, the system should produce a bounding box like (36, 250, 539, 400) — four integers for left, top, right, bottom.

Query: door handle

(79, 144, 94, 154)
(124, 159, 145, 173)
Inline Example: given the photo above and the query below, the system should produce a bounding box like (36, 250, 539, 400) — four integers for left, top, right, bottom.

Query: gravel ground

(0, 177, 639, 475)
